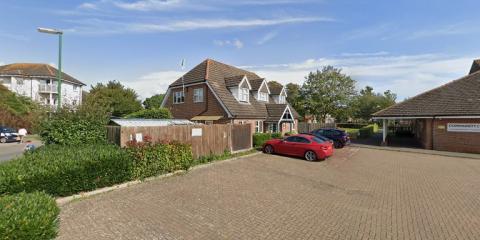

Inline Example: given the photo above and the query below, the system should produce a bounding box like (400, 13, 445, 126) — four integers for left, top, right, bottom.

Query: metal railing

(38, 84, 58, 93)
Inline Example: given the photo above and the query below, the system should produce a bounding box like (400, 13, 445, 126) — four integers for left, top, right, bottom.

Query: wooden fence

(107, 124, 252, 158)
(297, 122, 337, 133)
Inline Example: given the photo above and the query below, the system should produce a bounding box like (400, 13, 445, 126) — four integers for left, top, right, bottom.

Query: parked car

(310, 128, 350, 148)
(263, 134, 334, 161)
(0, 126, 18, 143)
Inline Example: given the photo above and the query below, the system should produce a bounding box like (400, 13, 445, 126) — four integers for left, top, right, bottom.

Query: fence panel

(114, 124, 246, 159)
(297, 122, 337, 133)
(231, 124, 252, 152)
(106, 126, 121, 145)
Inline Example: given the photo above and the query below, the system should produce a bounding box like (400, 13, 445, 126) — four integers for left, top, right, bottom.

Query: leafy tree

(143, 94, 165, 109)
(300, 66, 357, 122)
(285, 83, 306, 117)
(125, 108, 172, 119)
(353, 86, 396, 121)
(85, 80, 142, 117)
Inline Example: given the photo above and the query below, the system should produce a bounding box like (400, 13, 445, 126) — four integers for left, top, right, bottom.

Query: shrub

(359, 125, 375, 138)
(337, 123, 369, 129)
(125, 107, 172, 119)
(271, 132, 282, 139)
(0, 144, 132, 197)
(253, 133, 273, 147)
(125, 141, 193, 179)
(39, 105, 109, 145)
(0, 192, 59, 240)
(342, 128, 360, 139)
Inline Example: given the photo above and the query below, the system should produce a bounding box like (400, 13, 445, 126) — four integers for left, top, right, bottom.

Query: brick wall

(433, 118, 480, 153)
(415, 119, 433, 149)
(164, 84, 227, 120)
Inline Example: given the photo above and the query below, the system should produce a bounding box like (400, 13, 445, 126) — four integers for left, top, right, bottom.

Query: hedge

(337, 123, 369, 129)
(0, 144, 133, 197)
(125, 107, 172, 119)
(0, 192, 59, 240)
(358, 124, 379, 138)
(125, 141, 193, 179)
(253, 132, 283, 147)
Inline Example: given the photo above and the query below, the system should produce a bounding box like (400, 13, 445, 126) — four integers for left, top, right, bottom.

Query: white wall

(1, 76, 82, 107)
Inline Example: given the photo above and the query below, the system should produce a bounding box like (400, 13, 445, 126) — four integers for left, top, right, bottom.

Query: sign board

(437, 125, 445, 130)
(447, 123, 480, 133)
(192, 128, 202, 137)
(135, 133, 143, 142)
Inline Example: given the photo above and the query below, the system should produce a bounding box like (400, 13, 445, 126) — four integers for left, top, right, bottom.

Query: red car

(263, 134, 334, 161)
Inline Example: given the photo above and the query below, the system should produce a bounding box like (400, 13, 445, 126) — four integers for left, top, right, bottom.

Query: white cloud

(67, 16, 331, 34)
(243, 54, 475, 100)
(123, 70, 184, 99)
(257, 31, 278, 45)
(214, 39, 244, 49)
(407, 22, 477, 40)
(78, 2, 98, 9)
(113, 0, 185, 11)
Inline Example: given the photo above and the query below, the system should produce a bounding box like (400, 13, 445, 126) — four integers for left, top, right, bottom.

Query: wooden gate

(231, 124, 252, 152)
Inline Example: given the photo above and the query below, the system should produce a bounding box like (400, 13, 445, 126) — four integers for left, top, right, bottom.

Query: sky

(1, 0, 479, 100)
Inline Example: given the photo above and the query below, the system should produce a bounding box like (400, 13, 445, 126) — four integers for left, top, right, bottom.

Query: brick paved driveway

(59, 148, 480, 240)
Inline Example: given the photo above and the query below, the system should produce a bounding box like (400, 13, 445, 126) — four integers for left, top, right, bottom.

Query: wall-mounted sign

(437, 125, 445, 130)
(192, 128, 202, 137)
(135, 133, 143, 142)
(447, 123, 480, 133)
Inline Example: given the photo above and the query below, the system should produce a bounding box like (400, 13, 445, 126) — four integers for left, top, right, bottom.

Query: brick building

(373, 59, 480, 154)
(161, 59, 299, 134)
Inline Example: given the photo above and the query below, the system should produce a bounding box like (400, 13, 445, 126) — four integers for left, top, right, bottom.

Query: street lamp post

(38, 27, 63, 110)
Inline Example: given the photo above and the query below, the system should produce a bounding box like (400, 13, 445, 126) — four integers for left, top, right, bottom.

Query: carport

(372, 59, 480, 153)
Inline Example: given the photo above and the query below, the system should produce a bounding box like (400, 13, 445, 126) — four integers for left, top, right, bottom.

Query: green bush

(253, 133, 273, 147)
(0, 144, 132, 197)
(0, 192, 59, 240)
(342, 128, 360, 139)
(39, 105, 109, 145)
(271, 132, 282, 139)
(337, 123, 369, 129)
(125, 141, 193, 179)
(125, 107, 172, 119)
(359, 125, 375, 138)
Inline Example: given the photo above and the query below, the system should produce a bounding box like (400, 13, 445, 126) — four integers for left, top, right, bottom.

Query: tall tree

(353, 86, 397, 121)
(143, 94, 165, 109)
(300, 66, 357, 122)
(285, 83, 305, 117)
(85, 80, 142, 117)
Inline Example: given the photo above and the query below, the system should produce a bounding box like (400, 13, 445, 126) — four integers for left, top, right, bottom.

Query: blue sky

(1, 0, 479, 100)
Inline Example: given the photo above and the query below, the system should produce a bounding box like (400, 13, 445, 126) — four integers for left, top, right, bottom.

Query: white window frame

(173, 91, 185, 104)
(279, 95, 286, 104)
(193, 88, 204, 103)
(258, 92, 268, 102)
(239, 88, 249, 102)
(255, 120, 263, 133)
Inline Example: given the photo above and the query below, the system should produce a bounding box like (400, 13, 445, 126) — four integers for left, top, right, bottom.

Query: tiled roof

(265, 104, 288, 122)
(249, 78, 265, 91)
(268, 82, 284, 95)
(373, 69, 480, 117)
(168, 59, 299, 119)
(0, 63, 85, 86)
(224, 75, 245, 87)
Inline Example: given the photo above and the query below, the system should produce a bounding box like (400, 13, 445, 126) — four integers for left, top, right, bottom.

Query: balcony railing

(38, 84, 58, 93)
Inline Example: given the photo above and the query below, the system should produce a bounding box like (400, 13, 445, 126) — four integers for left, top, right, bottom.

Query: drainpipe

(382, 119, 387, 146)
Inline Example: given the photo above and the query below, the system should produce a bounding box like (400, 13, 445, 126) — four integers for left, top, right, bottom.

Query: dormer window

(259, 92, 268, 101)
(240, 88, 249, 102)
(279, 95, 286, 104)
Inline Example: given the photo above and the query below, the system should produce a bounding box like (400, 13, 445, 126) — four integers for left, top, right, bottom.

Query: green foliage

(341, 128, 360, 139)
(143, 94, 165, 109)
(195, 149, 257, 165)
(352, 86, 397, 121)
(253, 133, 283, 147)
(0, 192, 59, 240)
(125, 141, 193, 179)
(286, 83, 305, 118)
(39, 105, 109, 145)
(337, 123, 369, 129)
(85, 80, 142, 117)
(0, 85, 47, 132)
(301, 66, 357, 122)
(125, 108, 172, 119)
(358, 125, 376, 138)
(0, 144, 132, 197)
(253, 133, 273, 147)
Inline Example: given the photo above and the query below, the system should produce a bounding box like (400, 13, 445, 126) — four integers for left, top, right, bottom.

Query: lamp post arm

(57, 33, 63, 110)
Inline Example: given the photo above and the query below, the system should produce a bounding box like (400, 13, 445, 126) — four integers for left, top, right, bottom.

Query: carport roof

(109, 119, 194, 127)
(373, 63, 480, 118)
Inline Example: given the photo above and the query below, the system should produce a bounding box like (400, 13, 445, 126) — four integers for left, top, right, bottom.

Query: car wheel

(263, 145, 274, 154)
(304, 150, 317, 161)
(0, 138, 6, 144)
